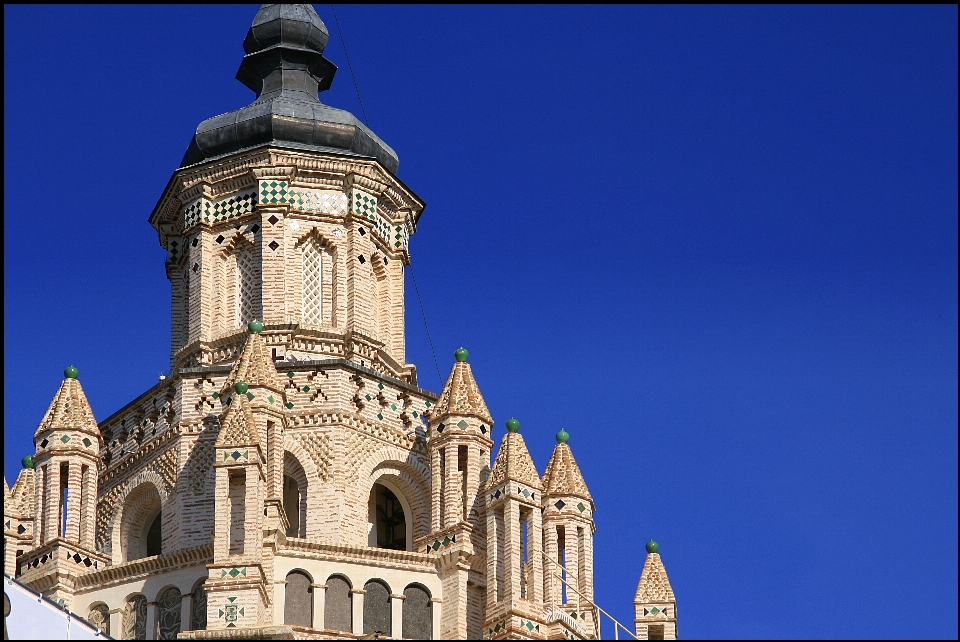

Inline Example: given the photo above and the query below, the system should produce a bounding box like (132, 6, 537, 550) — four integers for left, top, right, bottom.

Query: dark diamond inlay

(358, 255, 366, 264)
(216, 235, 225, 244)
(250, 224, 260, 234)
(555, 499, 566, 510)
(267, 215, 279, 225)
(268, 240, 279, 251)
(191, 237, 199, 247)
(358, 226, 366, 235)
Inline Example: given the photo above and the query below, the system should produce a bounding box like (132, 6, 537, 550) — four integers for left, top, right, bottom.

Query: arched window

(324, 575, 352, 633)
(122, 594, 147, 640)
(87, 603, 110, 636)
(369, 483, 406, 550)
(284, 570, 313, 627)
(119, 484, 162, 562)
(146, 511, 162, 557)
(363, 580, 391, 637)
(283, 452, 308, 538)
(157, 587, 181, 639)
(190, 580, 207, 631)
(402, 584, 432, 640)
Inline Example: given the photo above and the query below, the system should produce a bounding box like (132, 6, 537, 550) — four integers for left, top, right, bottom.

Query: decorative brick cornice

(73, 545, 213, 591)
(280, 538, 436, 573)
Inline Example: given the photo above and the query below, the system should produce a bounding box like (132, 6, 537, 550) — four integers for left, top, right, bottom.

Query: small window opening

(649, 624, 665, 640)
(373, 484, 406, 550)
(146, 511, 162, 556)
(60, 462, 69, 538)
(283, 474, 301, 538)
(558, 525, 567, 604)
(457, 445, 468, 522)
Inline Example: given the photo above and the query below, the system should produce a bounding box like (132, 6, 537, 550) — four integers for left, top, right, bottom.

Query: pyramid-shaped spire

(221, 325, 285, 397)
(488, 430, 542, 489)
(34, 371, 99, 439)
(431, 351, 493, 425)
(634, 552, 676, 604)
(542, 442, 594, 509)
(215, 395, 260, 450)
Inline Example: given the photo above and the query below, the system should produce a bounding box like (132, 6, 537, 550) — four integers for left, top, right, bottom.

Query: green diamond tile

(212, 392, 219, 399)
(302, 386, 310, 392)
(649, 607, 659, 615)
(522, 489, 531, 498)
(577, 502, 586, 512)
(286, 402, 294, 409)
(365, 394, 371, 400)
(432, 540, 441, 550)
(377, 413, 384, 420)
(378, 383, 384, 390)
(442, 536, 451, 546)
(60, 435, 71, 443)
(391, 403, 397, 410)
(82, 438, 92, 447)
(267, 395, 275, 404)
(246, 392, 254, 401)
(457, 419, 468, 429)
(412, 410, 418, 418)
(425, 401, 432, 407)
(287, 371, 295, 378)
(229, 568, 240, 577)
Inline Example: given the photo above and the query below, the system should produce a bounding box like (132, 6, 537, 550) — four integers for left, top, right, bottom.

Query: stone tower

(17, 367, 107, 603)
(422, 347, 494, 638)
(541, 429, 597, 637)
(484, 419, 547, 639)
(4, 4, 673, 639)
(152, 3, 423, 379)
(634, 541, 678, 640)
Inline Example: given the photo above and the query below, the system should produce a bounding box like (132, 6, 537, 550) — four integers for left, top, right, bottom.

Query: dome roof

(180, 4, 399, 173)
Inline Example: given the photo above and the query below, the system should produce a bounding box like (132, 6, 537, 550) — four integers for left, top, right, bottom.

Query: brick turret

(634, 541, 678, 640)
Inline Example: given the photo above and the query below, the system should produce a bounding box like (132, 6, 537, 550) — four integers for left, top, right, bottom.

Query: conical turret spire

(488, 420, 541, 489)
(220, 322, 286, 397)
(430, 347, 493, 426)
(34, 367, 99, 439)
(541, 433, 594, 508)
(635, 549, 676, 603)
(215, 394, 261, 450)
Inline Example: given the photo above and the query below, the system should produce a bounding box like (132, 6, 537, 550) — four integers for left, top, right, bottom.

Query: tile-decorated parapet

(486, 482, 541, 509)
(542, 497, 593, 520)
(182, 189, 258, 230)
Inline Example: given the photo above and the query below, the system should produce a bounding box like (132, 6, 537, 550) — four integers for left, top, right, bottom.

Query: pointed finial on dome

(556, 428, 569, 444)
(454, 347, 469, 362)
(64, 365, 78, 379)
(506, 417, 520, 433)
(22, 455, 34, 469)
(236, 4, 337, 101)
(646, 540, 659, 554)
(248, 319, 263, 334)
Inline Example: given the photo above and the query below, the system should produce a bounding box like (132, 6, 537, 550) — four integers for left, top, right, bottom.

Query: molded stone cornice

(279, 537, 435, 573)
(73, 545, 213, 591)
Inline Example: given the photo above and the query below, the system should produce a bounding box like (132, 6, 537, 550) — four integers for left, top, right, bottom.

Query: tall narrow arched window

(190, 581, 207, 631)
(283, 451, 307, 538)
(363, 580, 392, 637)
(284, 570, 313, 627)
(369, 483, 406, 550)
(122, 594, 147, 640)
(302, 239, 323, 325)
(324, 575, 352, 633)
(146, 511, 162, 557)
(402, 584, 432, 640)
(157, 587, 182, 639)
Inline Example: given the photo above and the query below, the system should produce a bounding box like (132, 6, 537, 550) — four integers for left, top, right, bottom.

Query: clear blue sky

(4, 5, 957, 639)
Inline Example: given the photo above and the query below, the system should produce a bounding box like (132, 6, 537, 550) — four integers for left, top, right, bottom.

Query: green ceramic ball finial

(248, 319, 263, 334)
(556, 428, 569, 444)
(234, 381, 249, 394)
(64, 365, 79, 379)
(646, 539, 659, 554)
(505, 417, 520, 433)
(454, 347, 469, 362)
(22, 455, 34, 469)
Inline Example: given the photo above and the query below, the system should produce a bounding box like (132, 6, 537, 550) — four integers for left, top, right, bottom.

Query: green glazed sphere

(234, 381, 249, 394)
(454, 347, 469, 362)
(646, 540, 659, 554)
(556, 428, 569, 444)
(64, 365, 79, 379)
(22, 455, 34, 469)
(248, 319, 263, 334)
(506, 417, 520, 433)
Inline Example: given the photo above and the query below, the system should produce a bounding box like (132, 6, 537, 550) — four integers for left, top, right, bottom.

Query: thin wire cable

(409, 261, 443, 389)
(330, 5, 442, 389)
(331, 4, 371, 127)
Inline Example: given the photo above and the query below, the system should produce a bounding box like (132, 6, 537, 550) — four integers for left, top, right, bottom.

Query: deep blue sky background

(4, 5, 957, 639)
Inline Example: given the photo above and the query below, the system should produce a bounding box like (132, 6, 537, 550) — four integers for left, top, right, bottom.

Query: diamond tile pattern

(183, 191, 257, 228)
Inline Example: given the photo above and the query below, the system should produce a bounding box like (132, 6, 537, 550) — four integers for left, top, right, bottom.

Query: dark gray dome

(180, 4, 398, 173)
